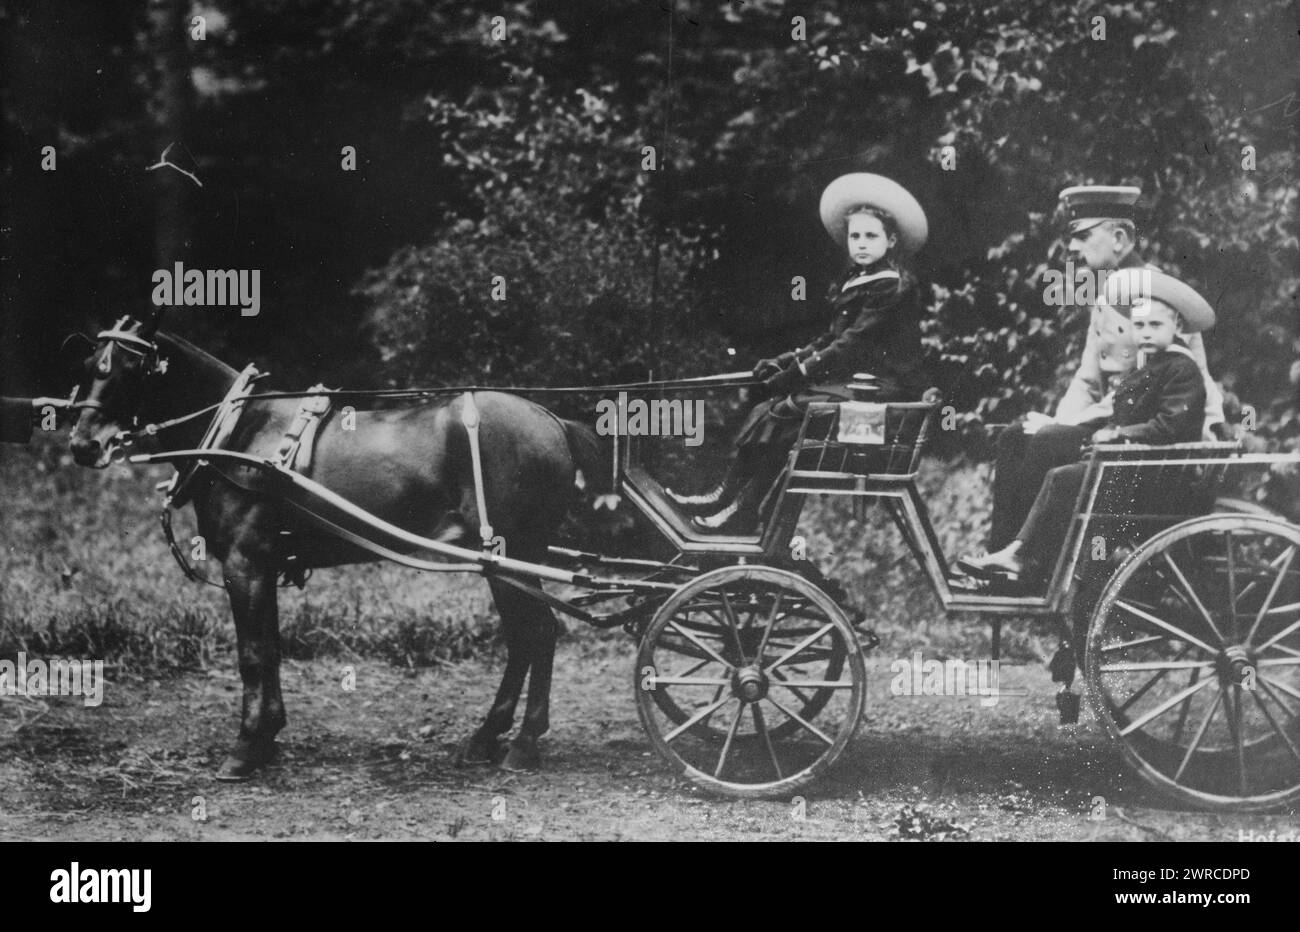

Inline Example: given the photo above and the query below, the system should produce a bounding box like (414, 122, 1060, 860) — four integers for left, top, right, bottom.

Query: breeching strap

(460, 392, 495, 550)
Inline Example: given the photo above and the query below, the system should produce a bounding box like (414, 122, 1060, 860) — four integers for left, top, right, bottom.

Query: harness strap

(275, 384, 333, 472)
(460, 392, 495, 550)
(160, 506, 224, 588)
(164, 364, 262, 509)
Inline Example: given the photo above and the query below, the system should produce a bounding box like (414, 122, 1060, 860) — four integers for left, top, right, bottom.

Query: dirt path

(1, 634, 1294, 841)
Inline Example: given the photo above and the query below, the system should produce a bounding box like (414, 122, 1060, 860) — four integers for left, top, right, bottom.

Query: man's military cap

(1059, 185, 1141, 235)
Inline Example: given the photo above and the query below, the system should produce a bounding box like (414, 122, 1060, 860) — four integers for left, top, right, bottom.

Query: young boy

(959, 269, 1214, 583)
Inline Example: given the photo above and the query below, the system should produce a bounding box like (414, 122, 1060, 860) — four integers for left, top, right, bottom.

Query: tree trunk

(148, 0, 192, 276)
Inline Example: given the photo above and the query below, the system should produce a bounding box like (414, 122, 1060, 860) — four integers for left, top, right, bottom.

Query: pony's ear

(57, 332, 96, 374)
(141, 305, 165, 338)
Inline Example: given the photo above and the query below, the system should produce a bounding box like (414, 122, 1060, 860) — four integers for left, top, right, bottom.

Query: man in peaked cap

(1055, 185, 1223, 434)
(977, 184, 1226, 556)
(961, 268, 1215, 583)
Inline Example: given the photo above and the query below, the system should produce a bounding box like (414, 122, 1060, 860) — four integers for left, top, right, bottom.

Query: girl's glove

(762, 365, 804, 397)
(754, 352, 797, 378)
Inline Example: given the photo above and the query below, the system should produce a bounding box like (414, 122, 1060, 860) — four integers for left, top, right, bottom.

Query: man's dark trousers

(989, 421, 1090, 550)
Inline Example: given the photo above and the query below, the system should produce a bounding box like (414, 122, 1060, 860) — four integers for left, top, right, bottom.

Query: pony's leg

(502, 583, 559, 772)
(458, 577, 533, 764)
(217, 555, 286, 780)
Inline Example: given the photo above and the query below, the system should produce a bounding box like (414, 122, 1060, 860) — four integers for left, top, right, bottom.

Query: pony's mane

(156, 329, 240, 380)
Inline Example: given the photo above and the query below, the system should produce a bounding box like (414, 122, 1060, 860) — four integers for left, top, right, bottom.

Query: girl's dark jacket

(737, 261, 927, 449)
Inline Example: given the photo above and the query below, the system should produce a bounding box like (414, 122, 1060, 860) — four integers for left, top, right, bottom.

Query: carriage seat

(1081, 439, 1243, 526)
(788, 393, 943, 488)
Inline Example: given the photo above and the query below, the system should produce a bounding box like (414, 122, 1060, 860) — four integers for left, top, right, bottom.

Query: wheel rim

(1087, 516, 1300, 811)
(635, 566, 865, 797)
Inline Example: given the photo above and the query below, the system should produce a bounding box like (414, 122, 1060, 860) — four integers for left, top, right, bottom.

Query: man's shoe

(957, 549, 1024, 580)
(949, 574, 992, 594)
(665, 483, 729, 513)
(690, 500, 754, 535)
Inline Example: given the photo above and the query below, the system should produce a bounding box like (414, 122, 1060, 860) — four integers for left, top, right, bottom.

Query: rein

(233, 370, 758, 400)
(111, 370, 758, 446)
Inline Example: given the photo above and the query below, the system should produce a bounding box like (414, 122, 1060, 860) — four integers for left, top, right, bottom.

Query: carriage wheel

(1086, 516, 1300, 811)
(643, 578, 848, 743)
(635, 565, 866, 797)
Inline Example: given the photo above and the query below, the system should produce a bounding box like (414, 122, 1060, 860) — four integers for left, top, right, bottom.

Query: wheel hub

(1218, 644, 1255, 686)
(733, 665, 769, 703)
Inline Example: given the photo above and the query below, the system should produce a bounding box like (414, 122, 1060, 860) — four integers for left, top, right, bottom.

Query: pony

(69, 313, 601, 779)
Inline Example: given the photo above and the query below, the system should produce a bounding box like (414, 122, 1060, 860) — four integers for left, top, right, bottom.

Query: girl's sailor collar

(841, 267, 901, 292)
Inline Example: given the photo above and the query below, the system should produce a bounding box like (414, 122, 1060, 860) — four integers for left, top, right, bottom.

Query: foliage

(355, 66, 730, 397)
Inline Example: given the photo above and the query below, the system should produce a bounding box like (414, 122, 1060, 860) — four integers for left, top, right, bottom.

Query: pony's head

(69, 314, 170, 467)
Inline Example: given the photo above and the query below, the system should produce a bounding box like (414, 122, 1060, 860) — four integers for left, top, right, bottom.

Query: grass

(1, 432, 1048, 677)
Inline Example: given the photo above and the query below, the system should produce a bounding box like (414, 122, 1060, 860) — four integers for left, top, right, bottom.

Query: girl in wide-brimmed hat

(668, 173, 930, 532)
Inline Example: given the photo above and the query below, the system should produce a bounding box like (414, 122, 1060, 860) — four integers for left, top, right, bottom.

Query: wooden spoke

(667, 620, 732, 670)
(1260, 675, 1300, 706)
(663, 692, 735, 744)
(751, 703, 783, 780)
(1252, 689, 1300, 770)
(1115, 600, 1218, 656)
(1117, 674, 1215, 737)
(1101, 633, 1168, 654)
(1237, 545, 1289, 647)
(713, 703, 746, 779)
(646, 675, 732, 687)
(764, 693, 834, 746)
(1233, 684, 1247, 796)
(1172, 667, 1201, 746)
(1258, 678, 1300, 722)
(1173, 689, 1222, 783)
(1233, 544, 1296, 606)
(718, 589, 746, 660)
(1160, 553, 1227, 646)
(1256, 616, 1300, 655)
(674, 657, 714, 679)
(1225, 530, 1239, 640)
(1099, 660, 1214, 673)
(756, 591, 783, 660)
(768, 667, 812, 706)
(1116, 645, 1191, 715)
(765, 624, 834, 674)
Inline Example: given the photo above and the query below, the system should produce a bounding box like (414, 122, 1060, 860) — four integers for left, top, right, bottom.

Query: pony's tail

(559, 418, 611, 496)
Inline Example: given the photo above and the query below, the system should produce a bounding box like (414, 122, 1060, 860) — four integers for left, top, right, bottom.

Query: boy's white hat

(820, 173, 928, 254)
(1103, 268, 1216, 333)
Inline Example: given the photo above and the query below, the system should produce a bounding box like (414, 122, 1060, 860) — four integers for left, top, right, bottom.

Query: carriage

(110, 359, 1300, 813)
(59, 309, 1292, 812)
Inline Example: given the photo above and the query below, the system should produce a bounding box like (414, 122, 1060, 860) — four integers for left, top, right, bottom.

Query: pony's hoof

(501, 742, 541, 772)
(456, 735, 501, 766)
(216, 739, 277, 781)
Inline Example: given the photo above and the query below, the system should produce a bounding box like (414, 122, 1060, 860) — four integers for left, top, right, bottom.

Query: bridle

(73, 316, 168, 413)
